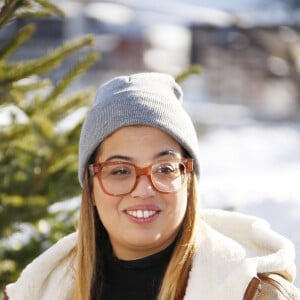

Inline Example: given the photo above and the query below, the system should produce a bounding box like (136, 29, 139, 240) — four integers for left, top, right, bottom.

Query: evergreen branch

(13, 77, 51, 93)
(0, 0, 100, 290)
(48, 88, 95, 122)
(0, 78, 51, 109)
(0, 77, 51, 106)
(24, 134, 70, 196)
(0, 0, 26, 28)
(0, 35, 96, 86)
(0, 85, 11, 104)
(0, 124, 29, 145)
(33, 0, 65, 17)
(0, 23, 35, 60)
(5, 89, 26, 107)
(59, 89, 95, 109)
(175, 64, 202, 83)
(45, 52, 100, 103)
(16, 9, 54, 19)
(15, 0, 65, 19)
(31, 114, 55, 139)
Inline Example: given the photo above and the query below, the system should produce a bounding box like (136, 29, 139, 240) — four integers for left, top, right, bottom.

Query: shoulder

(244, 273, 300, 300)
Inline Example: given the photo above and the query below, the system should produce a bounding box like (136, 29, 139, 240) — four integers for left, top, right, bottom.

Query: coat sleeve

(244, 273, 300, 300)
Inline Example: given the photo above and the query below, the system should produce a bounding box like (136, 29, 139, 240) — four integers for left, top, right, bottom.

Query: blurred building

(190, 24, 300, 121)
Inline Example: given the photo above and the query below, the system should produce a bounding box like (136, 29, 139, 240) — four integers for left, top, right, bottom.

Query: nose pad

(130, 175, 156, 198)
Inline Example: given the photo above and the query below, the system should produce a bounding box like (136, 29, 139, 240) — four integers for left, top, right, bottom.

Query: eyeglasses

(88, 158, 193, 196)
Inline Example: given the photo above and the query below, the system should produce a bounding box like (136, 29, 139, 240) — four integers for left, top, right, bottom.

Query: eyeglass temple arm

(88, 164, 96, 176)
(186, 159, 193, 173)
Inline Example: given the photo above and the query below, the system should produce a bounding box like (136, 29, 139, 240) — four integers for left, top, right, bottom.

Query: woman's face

(93, 126, 189, 260)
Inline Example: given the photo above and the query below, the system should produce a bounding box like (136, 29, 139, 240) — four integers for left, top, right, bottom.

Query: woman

(5, 72, 300, 299)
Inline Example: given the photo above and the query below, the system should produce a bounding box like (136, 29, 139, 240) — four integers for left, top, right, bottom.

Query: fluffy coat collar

(6, 209, 296, 300)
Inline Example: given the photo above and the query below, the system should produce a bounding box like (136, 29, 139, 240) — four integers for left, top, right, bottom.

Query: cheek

(93, 189, 127, 245)
(178, 190, 188, 215)
(167, 188, 188, 219)
(93, 180, 119, 222)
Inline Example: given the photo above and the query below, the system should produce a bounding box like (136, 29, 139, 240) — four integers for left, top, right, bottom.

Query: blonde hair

(72, 170, 199, 300)
(72, 170, 96, 300)
(157, 173, 198, 300)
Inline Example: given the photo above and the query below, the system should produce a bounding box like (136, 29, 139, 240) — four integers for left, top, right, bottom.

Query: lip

(123, 205, 161, 224)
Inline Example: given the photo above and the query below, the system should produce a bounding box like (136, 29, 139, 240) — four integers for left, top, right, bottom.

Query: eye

(110, 166, 131, 176)
(102, 164, 134, 178)
(154, 162, 180, 176)
(159, 165, 175, 174)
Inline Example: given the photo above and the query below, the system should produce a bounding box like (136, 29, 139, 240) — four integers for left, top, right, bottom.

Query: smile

(126, 210, 157, 219)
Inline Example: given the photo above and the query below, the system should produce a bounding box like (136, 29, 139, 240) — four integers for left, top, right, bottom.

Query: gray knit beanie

(78, 72, 200, 187)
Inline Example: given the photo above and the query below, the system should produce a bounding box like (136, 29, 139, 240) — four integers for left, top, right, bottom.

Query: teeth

(127, 210, 156, 219)
(137, 210, 143, 218)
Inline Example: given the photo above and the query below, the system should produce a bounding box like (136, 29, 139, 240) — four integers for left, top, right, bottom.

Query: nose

(130, 175, 156, 198)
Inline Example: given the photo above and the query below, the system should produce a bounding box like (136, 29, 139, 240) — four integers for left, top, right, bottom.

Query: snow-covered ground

(197, 122, 300, 286)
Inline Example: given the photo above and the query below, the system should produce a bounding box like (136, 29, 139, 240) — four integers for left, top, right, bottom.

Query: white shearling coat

(6, 209, 297, 300)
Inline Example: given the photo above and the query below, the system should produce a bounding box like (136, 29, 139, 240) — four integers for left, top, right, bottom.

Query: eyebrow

(105, 155, 132, 162)
(105, 150, 181, 162)
(154, 150, 182, 159)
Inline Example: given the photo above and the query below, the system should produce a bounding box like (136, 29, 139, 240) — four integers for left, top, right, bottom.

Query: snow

(198, 122, 300, 285)
(0, 105, 29, 126)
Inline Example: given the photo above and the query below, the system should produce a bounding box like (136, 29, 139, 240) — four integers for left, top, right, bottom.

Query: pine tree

(0, 0, 99, 292)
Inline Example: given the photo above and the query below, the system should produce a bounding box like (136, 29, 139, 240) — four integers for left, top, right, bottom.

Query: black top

(102, 242, 175, 300)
